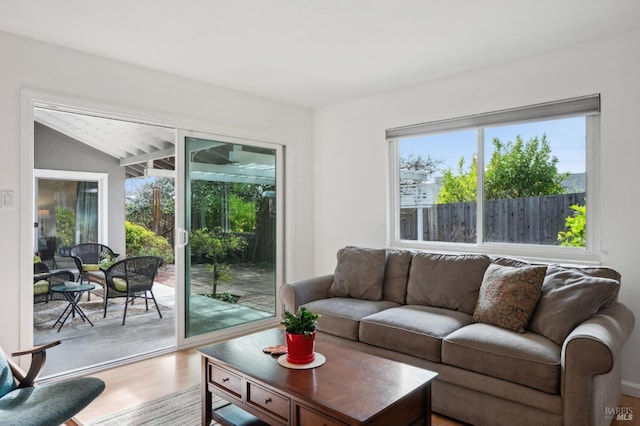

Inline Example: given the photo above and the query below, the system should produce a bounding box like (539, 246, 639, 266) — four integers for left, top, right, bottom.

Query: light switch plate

(0, 190, 15, 208)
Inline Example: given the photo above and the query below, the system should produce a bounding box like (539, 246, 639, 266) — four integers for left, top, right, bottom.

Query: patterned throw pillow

(473, 263, 547, 333)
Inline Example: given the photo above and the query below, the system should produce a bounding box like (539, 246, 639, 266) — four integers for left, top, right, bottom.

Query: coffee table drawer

(296, 404, 347, 426)
(208, 363, 242, 398)
(247, 382, 290, 421)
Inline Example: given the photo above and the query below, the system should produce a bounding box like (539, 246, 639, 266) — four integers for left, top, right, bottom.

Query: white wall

(0, 31, 314, 353)
(313, 30, 640, 395)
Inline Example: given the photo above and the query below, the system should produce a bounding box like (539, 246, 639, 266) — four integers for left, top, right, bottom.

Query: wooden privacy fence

(401, 192, 586, 244)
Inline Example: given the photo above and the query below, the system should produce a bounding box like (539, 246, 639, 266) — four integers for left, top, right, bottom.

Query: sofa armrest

(280, 274, 335, 312)
(561, 302, 635, 426)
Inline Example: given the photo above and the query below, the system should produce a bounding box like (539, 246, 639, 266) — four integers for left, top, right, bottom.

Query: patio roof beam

(190, 171, 274, 185)
(189, 162, 275, 184)
(190, 162, 274, 178)
(120, 148, 175, 166)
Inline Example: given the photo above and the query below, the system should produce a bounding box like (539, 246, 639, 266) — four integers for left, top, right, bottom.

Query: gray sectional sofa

(280, 247, 635, 426)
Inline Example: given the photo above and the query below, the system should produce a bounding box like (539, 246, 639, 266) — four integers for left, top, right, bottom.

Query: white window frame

(387, 95, 601, 263)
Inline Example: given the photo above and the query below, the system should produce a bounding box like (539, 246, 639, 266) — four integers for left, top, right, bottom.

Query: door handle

(177, 228, 189, 248)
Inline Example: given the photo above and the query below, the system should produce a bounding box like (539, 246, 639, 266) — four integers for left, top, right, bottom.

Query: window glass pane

(185, 138, 277, 338)
(37, 179, 100, 263)
(483, 117, 586, 246)
(399, 130, 476, 242)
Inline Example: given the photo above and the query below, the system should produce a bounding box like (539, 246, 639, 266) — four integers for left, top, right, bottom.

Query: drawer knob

(222, 378, 229, 383)
(265, 397, 272, 404)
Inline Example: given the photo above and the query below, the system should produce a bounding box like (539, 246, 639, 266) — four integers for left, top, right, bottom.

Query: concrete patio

(34, 260, 276, 378)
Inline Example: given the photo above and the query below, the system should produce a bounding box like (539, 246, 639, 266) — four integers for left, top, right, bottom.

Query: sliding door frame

(175, 129, 284, 347)
(20, 89, 288, 373)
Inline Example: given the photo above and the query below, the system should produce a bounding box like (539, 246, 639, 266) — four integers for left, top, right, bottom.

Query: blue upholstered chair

(0, 340, 105, 425)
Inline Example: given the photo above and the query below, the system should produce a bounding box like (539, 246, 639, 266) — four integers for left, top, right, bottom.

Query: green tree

(558, 204, 586, 247)
(229, 194, 256, 232)
(190, 227, 248, 298)
(437, 157, 477, 203)
(484, 134, 567, 200)
(125, 177, 175, 237)
(437, 134, 568, 203)
(400, 154, 442, 175)
(190, 181, 268, 233)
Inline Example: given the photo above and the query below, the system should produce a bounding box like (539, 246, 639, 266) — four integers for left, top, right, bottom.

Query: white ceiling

(34, 108, 277, 181)
(2, 1, 640, 108)
(34, 108, 176, 178)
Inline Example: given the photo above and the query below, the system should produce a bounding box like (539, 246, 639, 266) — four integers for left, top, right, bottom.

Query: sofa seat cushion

(360, 305, 472, 362)
(302, 298, 399, 341)
(442, 323, 561, 393)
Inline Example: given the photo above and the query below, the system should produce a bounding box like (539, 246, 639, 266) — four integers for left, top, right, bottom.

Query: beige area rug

(34, 297, 166, 331)
(85, 385, 226, 426)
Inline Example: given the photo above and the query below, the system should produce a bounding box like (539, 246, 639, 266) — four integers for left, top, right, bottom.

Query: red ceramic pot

(285, 331, 316, 364)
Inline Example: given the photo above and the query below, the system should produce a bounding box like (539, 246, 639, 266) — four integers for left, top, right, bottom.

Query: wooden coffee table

(199, 328, 438, 426)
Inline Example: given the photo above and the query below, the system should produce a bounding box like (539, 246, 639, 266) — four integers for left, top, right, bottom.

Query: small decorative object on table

(281, 307, 319, 364)
(262, 345, 288, 355)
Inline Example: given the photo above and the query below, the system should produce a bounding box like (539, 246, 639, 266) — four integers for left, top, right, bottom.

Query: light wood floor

(75, 348, 639, 426)
(74, 347, 463, 425)
(75, 348, 202, 424)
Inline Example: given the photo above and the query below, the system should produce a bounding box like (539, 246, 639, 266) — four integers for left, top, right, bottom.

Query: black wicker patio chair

(39, 237, 59, 269)
(33, 262, 75, 304)
(69, 243, 118, 301)
(102, 256, 164, 325)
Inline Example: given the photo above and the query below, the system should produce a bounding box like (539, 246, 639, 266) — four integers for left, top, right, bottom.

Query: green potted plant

(281, 307, 319, 364)
(99, 252, 117, 270)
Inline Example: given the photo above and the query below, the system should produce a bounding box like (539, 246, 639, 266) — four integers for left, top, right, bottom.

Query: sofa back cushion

(383, 249, 413, 304)
(330, 247, 387, 301)
(406, 252, 491, 314)
(527, 264, 621, 344)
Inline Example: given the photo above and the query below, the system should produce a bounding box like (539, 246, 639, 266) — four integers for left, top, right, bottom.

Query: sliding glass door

(177, 132, 282, 339)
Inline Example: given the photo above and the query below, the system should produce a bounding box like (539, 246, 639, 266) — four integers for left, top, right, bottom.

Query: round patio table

(51, 283, 96, 332)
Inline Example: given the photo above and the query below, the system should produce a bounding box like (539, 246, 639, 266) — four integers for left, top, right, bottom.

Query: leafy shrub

(189, 228, 213, 262)
(125, 221, 175, 264)
(55, 206, 75, 250)
(558, 204, 586, 247)
(190, 227, 247, 264)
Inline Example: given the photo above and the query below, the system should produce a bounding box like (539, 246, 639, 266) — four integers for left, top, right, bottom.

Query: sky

(400, 116, 586, 176)
(125, 176, 156, 194)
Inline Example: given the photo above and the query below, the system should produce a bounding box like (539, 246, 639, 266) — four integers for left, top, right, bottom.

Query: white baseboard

(622, 380, 640, 398)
